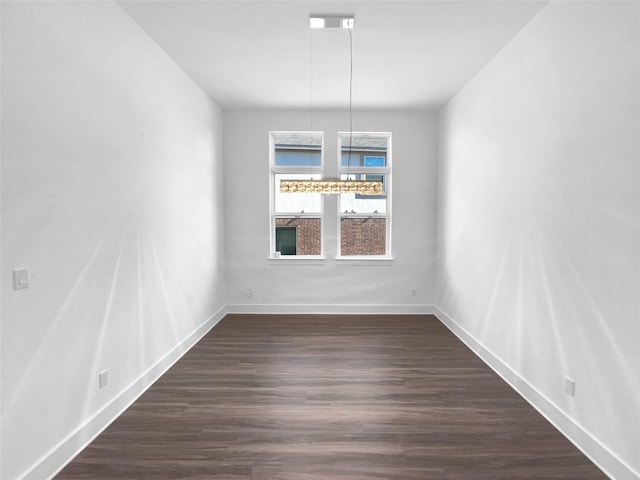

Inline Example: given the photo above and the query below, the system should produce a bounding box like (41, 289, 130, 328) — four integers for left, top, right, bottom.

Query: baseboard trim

(432, 305, 639, 480)
(226, 303, 435, 315)
(23, 304, 636, 480)
(22, 305, 229, 480)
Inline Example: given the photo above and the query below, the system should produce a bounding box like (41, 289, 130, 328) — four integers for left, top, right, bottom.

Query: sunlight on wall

(436, 2, 640, 475)
(1, 2, 226, 479)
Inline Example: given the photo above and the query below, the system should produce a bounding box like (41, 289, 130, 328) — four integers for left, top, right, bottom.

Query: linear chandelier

(280, 15, 383, 196)
(280, 179, 383, 195)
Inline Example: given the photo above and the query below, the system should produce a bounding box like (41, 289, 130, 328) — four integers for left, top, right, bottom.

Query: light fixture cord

(310, 27, 314, 133)
(310, 27, 314, 175)
(347, 26, 353, 180)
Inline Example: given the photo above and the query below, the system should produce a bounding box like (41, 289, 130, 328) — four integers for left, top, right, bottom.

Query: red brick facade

(340, 217, 386, 255)
(275, 218, 321, 255)
(275, 217, 386, 256)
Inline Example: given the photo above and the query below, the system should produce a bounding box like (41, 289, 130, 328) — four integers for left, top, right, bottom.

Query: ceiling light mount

(309, 15, 354, 29)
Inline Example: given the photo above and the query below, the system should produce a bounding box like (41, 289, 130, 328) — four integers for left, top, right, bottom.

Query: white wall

(437, 2, 639, 478)
(0, 2, 227, 479)
(224, 110, 437, 312)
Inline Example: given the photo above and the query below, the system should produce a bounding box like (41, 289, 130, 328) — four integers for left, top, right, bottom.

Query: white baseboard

(22, 305, 229, 480)
(226, 303, 435, 315)
(24, 304, 637, 480)
(432, 305, 639, 480)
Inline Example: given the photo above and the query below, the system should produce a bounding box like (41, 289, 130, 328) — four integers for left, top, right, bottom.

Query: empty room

(1, 1, 638, 479)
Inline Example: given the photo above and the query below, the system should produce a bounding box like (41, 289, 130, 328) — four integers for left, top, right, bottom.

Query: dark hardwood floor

(56, 314, 607, 479)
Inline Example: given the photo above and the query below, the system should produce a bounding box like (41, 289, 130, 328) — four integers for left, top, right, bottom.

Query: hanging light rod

(289, 13, 379, 196)
(309, 15, 354, 29)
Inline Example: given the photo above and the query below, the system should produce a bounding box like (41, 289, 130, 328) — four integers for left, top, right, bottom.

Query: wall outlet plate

(564, 377, 575, 397)
(13, 268, 29, 290)
(99, 370, 109, 389)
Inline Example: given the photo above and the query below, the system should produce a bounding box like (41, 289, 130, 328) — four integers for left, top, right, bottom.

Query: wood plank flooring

(56, 314, 607, 479)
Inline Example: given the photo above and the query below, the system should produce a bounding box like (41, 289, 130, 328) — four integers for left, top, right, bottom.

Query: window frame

(269, 131, 325, 259)
(336, 132, 392, 259)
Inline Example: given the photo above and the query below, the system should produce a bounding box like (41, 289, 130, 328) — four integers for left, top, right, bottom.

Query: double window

(270, 131, 391, 258)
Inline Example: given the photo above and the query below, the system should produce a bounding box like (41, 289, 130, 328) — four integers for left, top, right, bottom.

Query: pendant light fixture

(279, 15, 384, 196)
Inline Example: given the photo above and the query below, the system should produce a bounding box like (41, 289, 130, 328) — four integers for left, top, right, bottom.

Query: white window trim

(335, 257, 394, 265)
(267, 256, 327, 265)
(336, 132, 392, 259)
(269, 131, 325, 260)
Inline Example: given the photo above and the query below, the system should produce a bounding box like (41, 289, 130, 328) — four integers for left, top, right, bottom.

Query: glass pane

(275, 217, 321, 256)
(339, 174, 386, 214)
(275, 173, 322, 213)
(275, 227, 297, 255)
(340, 217, 386, 256)
(274, 134, 322, 167)
(364, 156, 385, 167)
(340, 135, 387, 167)
(275, 150, 321, 167)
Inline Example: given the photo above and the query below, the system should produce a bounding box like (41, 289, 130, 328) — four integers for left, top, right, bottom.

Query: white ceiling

(117, 1, 547, 110)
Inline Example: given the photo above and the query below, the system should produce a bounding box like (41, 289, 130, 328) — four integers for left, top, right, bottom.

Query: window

(270, 132, 323, 257)
(270, 131, 391, 259)
(275, 226, 297, 255)
(338, 133, 391, 257)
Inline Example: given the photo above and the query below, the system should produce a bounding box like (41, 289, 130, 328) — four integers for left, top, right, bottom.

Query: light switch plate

(13, 268, 29, 290)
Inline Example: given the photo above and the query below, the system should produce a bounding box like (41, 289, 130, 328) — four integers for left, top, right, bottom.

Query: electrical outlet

(564, 377, 575, 397)
(411, 288, 417, 297)
(246, 288, 253, 298)
(99, 370, 109, 389)
(13, 268, 29, 290)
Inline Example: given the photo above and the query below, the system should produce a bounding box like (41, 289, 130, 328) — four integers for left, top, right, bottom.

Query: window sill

(335, 256, 394, 266)
(267, 256, 327, 265)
